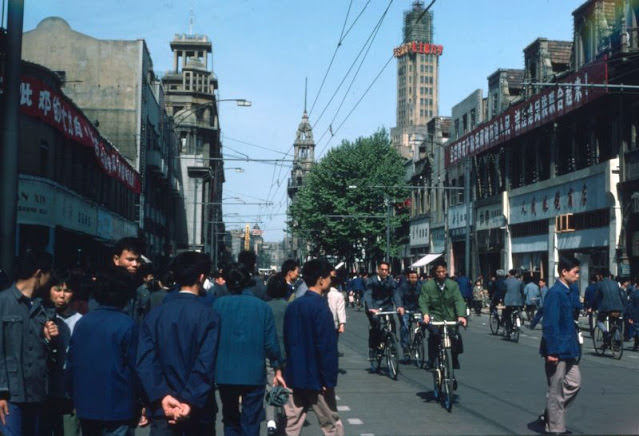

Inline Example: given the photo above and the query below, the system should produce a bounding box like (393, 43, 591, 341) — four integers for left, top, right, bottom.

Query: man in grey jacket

(503, 269, 524, 334)
(0, 250, 59, 436)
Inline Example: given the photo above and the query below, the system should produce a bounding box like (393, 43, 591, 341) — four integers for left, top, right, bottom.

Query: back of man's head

(302, 258, 333, 288)
(238, 250, 257, 271)
(15, 250, 53, 280)
(92, 266, 136, 308)
(171, 252, 211, 288)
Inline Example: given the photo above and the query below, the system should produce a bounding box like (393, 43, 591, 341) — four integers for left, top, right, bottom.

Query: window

(556, 214, 575, 232)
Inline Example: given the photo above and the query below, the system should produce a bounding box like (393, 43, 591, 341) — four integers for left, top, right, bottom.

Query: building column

(548, 216, 558, 287)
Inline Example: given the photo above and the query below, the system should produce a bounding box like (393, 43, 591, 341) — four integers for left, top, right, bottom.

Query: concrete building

(22, 18, 185, 262)
(161, 32, 224, 265)
(10, 60, 139, 269)
(440, 0, 639, 286)
(391, 0, 443, 159)
(486, 69, 525, 119)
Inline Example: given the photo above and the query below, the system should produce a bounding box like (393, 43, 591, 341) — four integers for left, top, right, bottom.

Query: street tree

(289, 129, 409, 267)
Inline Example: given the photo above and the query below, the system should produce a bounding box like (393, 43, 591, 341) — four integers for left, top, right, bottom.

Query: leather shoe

(424, 360, 434, 370)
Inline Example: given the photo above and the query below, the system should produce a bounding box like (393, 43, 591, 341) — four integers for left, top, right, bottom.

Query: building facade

(22, 18, 185, 262)
(162, 32, 224, 265)
(10, 61, 140, 269)
(437, 0, 639, 286)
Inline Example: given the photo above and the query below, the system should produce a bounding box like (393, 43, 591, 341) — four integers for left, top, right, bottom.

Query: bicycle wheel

(611, 327, 624, 360)
(511, 314, 520, 343)
(432, 367, 441, 400)
(441, 348, 453, 412)
(385, 334, 399, 380)
(593, 325, 605, 356)
(413, 332, 426, 368)
(489, 311, 500, 335)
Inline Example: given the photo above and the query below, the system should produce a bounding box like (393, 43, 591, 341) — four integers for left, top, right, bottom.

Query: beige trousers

(283, 388, 344, 436)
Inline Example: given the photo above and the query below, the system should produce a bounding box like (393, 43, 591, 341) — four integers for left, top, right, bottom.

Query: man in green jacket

(419, 260, 467, 370)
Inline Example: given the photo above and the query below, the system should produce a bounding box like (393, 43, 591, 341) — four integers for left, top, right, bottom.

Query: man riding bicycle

(593, 271, 627, 340)
(397, 270, 421, 360)
(503, 269, 524, 335)
(363, 261, 402, 371)
(419, 260, 467, 370)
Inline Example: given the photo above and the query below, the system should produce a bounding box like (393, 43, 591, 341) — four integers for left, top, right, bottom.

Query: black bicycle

(373, 311, 401, 380)
(490, 305, 522, 342)
(429, 320, 461, 412)
(593, 311, 623, 360)
(404, 310, 426, 368)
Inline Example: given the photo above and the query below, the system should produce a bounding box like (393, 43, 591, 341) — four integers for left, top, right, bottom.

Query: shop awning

(410, 253, 443, 268)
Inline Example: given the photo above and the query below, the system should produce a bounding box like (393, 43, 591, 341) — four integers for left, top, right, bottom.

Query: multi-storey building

(161, 32, 224, 264)
(22, 18, 185, 262)
(439, 0, 639, 286)
(391, 0, 442, 160)
(10, 60, 140, 269)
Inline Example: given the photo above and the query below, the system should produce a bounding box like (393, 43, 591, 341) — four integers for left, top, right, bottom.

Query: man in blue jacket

(540, 256, 581, 435)
(283, 258, 344, 436)
(67, 266, 141, 436)
(136, 252, 220, 435)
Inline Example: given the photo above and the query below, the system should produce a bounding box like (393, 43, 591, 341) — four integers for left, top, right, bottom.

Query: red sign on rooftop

(445, 59, 607, 167)
(393, 41, 443, 58)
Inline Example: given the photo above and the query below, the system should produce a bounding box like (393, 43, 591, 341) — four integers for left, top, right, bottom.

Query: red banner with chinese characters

(446, 59, 607, 167)
(18, 75, 141, 194)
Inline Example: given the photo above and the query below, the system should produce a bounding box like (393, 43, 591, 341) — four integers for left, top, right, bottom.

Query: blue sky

(24, 0, 584, 242)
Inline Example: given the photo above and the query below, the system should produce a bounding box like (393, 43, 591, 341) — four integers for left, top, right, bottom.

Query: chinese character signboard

(393, 41, 444, 57)
(446, 60, 607, 167)
(18, 75, 141, 193)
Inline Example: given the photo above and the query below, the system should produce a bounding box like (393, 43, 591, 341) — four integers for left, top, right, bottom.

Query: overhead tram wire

(223, 136, 291, 156)
(315, 0, 438, 155)
(315, 0, 392, 147)
(308, 0, 353, 116)
(311, 0, 394, 132)
(309, 0, 373, 116)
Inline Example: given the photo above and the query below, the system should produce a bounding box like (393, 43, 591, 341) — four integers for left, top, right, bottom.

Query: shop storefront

(475, 196, 506, 278)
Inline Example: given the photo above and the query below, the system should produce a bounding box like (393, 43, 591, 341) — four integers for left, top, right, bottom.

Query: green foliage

(288, 129, 410, 265)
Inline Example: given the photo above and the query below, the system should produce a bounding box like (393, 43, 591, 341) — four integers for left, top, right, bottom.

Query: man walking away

(283, 259, 343, 436)
(539, 256, 582, 435)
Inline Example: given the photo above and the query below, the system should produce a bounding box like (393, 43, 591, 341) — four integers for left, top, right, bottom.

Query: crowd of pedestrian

(0, 239, 345, 436)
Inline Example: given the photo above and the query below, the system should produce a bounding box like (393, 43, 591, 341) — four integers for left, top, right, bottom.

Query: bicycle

(592, 311, 624, 360)
(404, 310, 426, 368)
(489, 305, 503, 336)
(429, 320, 461, 412)
(372, 310, 401, 380)
(503, 306, 524, 343)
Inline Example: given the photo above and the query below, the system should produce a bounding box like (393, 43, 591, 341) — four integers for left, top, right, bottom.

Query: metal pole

(385, 196, 390, 264)
(0, 0, 24, 277)
(464, 156, 471, 277)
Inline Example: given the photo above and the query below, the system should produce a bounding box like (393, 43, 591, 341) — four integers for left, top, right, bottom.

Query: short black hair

(281, 259, 300, 275)
(15, 250, 53, 280)
(171, 252, 211, 287)
(267, 272, 288, 299)
(238, 250, 257, 271)
(558, 256, 580, 275)
(224, 262, 252, 294)
(92, 266, 136, 308)
(430, 259, 447, 275)
(113, 237, 144, 257)
(138, 263, 155, 277)
(378, 261, 390, 269)
(302, 258, 333, 288)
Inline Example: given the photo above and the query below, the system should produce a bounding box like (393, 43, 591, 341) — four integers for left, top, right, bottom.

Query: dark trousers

(79, 420, 135, 436)
(0, 402, 43, 436)
(218, 384, 265, 436)
(149, 416, 215, 436)
(366, 312, 396, 351)
(426, 325, 461, 369)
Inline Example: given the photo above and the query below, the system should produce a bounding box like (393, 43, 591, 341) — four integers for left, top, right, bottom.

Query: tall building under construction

(391, 1, 442, 159)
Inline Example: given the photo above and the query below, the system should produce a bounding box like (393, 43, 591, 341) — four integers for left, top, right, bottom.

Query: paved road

(138, 305, 639, 435)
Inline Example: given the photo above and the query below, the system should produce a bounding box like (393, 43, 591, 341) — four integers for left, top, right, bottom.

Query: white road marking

(348, 418, 364, 425)
(335, 395, 340, 401)
(337, 405, 351, 411)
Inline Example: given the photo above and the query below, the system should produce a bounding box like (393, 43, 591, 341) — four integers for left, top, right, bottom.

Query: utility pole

(464, 156, 472, 277)
(0, 0, 25, 276)
(385, 196, 391, 264)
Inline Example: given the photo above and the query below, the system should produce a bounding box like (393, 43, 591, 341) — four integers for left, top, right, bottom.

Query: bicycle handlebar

(429, 320, 462, 326)
(374, 310, 398, 316)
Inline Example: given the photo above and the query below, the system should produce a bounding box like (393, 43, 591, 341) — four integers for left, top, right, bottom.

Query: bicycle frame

(429, 320, 459, 412)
